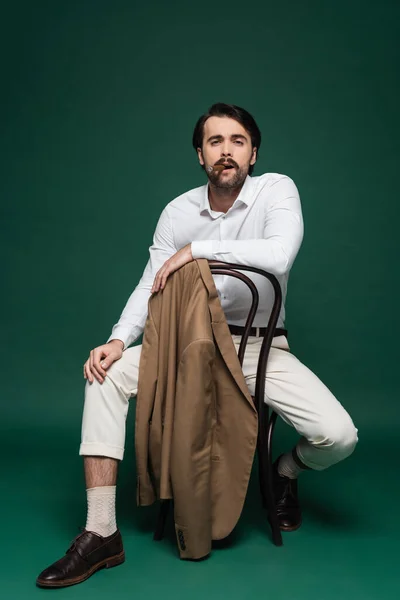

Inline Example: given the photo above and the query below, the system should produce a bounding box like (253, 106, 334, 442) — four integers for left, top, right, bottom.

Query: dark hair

(192, 103, 261, 176)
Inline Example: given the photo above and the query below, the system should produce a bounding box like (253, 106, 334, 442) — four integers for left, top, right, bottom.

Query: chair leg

(258, 410, 283, 546)
(153, 499, 171, 541)
(267, 412, 283, 546)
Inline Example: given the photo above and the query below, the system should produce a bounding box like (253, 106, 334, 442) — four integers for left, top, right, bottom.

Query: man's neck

(208, 181, 245, 214)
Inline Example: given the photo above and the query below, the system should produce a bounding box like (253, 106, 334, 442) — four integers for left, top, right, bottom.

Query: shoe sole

(268, 516, 302, 532)
(280, 521, 302, 532)
(36, 550, 125, 588)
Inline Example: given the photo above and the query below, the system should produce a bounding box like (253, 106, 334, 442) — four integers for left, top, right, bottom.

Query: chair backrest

(208, 260, 282, 416)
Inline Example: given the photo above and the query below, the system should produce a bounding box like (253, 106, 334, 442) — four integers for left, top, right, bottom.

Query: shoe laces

(66, 527, 87, 553)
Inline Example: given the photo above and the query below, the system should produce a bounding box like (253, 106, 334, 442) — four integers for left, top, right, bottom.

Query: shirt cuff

(107, 326, 141, 350)
(191, 240, 216, 260)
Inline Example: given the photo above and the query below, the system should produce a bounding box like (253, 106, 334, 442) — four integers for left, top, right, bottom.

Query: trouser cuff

(79, 442, 124, 461)
(292, 445, 313, 470)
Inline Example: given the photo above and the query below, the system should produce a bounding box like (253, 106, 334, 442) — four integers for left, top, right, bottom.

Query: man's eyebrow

(207, 135, 223, 142)
(206, 133, 248, 142)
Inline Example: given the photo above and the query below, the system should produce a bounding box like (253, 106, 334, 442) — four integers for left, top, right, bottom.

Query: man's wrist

(109, 338, 124, 351)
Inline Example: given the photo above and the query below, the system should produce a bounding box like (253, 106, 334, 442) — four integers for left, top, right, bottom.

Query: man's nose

(221, 147, 232, 157)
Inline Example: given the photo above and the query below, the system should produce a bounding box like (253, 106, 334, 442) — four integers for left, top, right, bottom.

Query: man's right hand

(83, 339, 124, 384)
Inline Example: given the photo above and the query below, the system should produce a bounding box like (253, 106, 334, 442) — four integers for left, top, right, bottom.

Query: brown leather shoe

(36, 529, 125, 588)
(273, 456, 302, 531)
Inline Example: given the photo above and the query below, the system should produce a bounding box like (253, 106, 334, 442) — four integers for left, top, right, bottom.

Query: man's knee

(336, 421, 358, 459)
(84, 346, 141, 392)
(313, 417, 358, 460)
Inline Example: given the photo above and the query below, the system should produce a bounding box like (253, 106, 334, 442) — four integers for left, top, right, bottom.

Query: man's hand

(83, 339, 124, 384)
(151, 244, 193, 293)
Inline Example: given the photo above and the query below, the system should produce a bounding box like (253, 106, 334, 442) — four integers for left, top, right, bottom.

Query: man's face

(197, 116, 257, 188)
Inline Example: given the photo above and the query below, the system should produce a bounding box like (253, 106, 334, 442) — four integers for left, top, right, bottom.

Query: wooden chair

(153, 260, 284, 548)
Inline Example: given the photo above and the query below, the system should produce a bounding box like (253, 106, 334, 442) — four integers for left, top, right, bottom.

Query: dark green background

(1, 1, 399, 598)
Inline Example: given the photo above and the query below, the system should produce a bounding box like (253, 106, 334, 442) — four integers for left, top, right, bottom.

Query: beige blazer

(135, 259, 258, 559)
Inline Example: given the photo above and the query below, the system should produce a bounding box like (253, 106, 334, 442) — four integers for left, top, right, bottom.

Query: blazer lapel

(196, 259, 256, 412)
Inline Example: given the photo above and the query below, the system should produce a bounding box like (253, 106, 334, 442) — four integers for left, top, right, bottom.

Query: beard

(207, 161, 249, 189)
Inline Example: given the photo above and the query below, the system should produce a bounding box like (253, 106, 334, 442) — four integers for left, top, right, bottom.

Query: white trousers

(80, 335, 358, 470)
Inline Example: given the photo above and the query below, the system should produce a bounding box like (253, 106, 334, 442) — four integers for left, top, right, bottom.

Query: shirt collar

(200, 175, 254, 216)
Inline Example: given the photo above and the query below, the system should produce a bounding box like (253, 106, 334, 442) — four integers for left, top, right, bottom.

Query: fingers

(85, 350, 104, 384)
(84, 344, 123, 385)
(89, 351, 101, 383)
(90, 349, 107, 383)
(100, 356, 110, 370)
(160, 269, 169, 290)
(152, 265, 170, 293)
(152, 245, 193, 293)
(151, 268, 163, 293)
(84, 360, 93, 383)
(93, 348, 108, 379)
(151, 269, 160, 293)
(99, 352, 118, 372)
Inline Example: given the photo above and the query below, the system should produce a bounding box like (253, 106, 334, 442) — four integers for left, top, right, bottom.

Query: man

(36, 103, 358, 588)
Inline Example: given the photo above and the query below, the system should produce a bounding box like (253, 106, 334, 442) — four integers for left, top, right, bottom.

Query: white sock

(85, 486, 117, 538)
(278, 452, 305, 479)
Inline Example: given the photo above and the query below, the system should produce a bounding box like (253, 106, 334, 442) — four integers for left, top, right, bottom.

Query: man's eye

(211, 140, 220, 145)
(235, 140, 244, 145)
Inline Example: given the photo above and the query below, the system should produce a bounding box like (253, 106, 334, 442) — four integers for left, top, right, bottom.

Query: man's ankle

(277, 451, 305, 480)
(85, 486, 117, 538)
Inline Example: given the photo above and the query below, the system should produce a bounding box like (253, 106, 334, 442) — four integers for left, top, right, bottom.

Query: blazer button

(177, 529, 186, 550)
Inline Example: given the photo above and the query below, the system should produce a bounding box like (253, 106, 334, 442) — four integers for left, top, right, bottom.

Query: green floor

(3, 391, 398, 600)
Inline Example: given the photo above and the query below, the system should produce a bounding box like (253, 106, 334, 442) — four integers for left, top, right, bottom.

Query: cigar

(207, 164, 225, 174)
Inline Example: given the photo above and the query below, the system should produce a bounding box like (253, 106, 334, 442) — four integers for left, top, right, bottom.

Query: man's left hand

(151, 244, 194, 293)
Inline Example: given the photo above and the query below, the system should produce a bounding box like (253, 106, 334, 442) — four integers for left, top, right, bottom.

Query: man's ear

(250, 147, 257, 166)
(197, 147, 205, 166)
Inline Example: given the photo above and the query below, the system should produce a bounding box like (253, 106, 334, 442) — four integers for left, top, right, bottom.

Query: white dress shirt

(108, 172, 304, 349)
